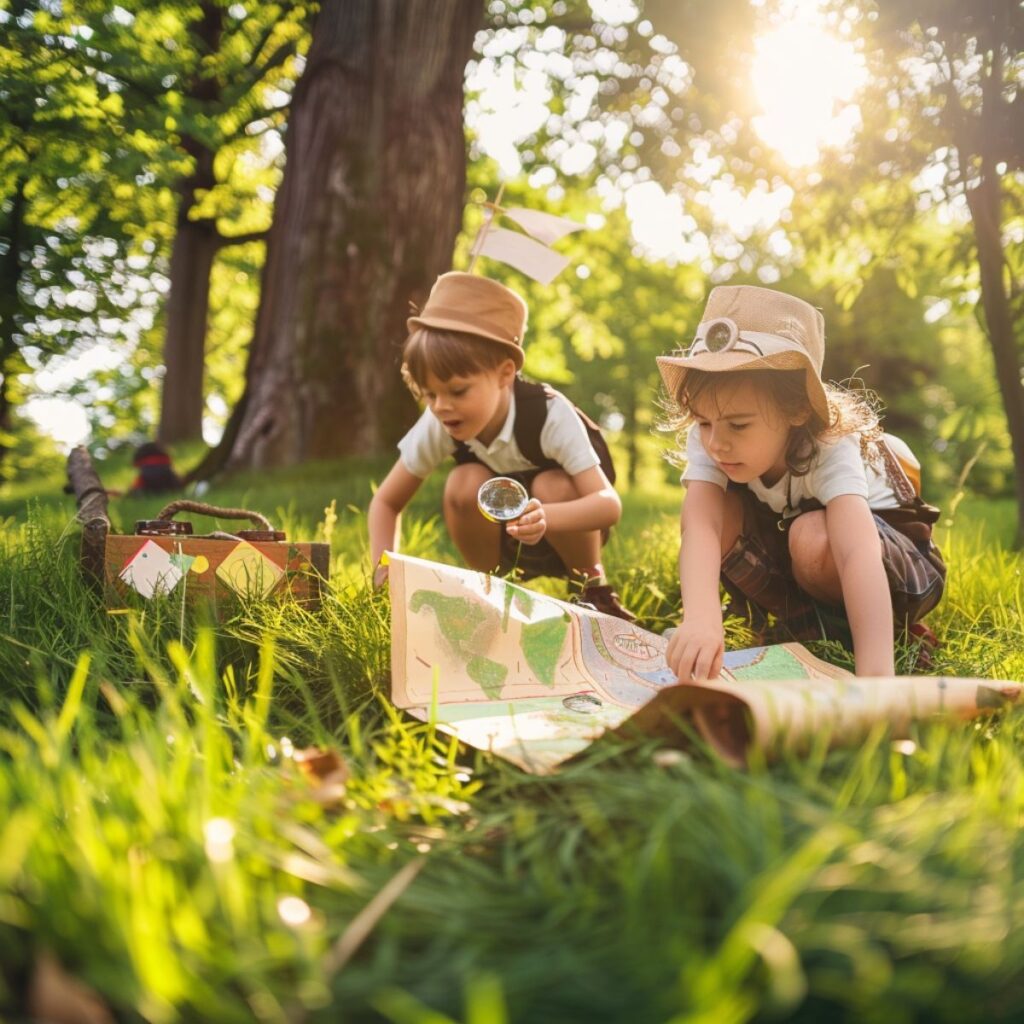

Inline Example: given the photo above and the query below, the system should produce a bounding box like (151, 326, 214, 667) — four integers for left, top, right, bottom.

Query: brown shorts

(495, 470, 610, 581)
(720, 488, 946, 645)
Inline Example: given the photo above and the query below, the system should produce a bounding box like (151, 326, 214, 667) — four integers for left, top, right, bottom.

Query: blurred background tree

(3, 0, 1023, 539)
(0, 0, 136, 477)
(0, 0, 309, 478)
(197, 0, 482, 477)
(792, 0, 1024, 535)
(70, 0, 311, 444)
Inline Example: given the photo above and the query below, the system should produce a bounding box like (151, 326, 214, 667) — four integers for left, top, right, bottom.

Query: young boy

(368, 271, 635, 621)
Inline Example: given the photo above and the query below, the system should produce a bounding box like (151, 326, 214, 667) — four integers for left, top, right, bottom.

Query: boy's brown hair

(402, 328, 515, 400)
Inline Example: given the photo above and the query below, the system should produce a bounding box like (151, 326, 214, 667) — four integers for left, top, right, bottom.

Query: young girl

(657, 285, 945, 680)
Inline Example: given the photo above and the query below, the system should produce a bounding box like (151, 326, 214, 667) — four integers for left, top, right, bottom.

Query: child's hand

(506, 499, 547, 545)
(373, 563, 389, 590)
(666, 615, 724, 682)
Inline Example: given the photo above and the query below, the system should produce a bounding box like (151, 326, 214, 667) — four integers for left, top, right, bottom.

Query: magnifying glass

(477, 476, 529, 523)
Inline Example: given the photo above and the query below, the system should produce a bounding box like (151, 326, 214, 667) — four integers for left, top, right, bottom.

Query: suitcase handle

(153, 499, 275, 533)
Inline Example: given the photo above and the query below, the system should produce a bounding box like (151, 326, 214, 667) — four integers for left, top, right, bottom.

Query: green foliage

(456, 169, 703, 489)
(2, 460, 1024, 1019)
(790, 0, 1024, 504)
(475, 0, 766, 191)
(1, 0, 310, 457)
(0, 412, 65, 487)
(204, 239, 265, 430)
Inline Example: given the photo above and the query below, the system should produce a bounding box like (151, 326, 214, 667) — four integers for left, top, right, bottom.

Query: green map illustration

(389, 554, 1015, 774)
(389, 553, 851, 773)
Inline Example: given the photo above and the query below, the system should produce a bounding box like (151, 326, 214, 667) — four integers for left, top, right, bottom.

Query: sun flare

(751, 19, 867, 166)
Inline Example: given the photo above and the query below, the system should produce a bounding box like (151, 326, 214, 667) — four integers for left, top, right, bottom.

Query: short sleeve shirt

(397, 387, 601, 479)
(681, 424, 917, 516)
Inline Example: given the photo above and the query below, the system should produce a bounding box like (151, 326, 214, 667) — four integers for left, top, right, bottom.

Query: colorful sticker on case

(215, 541, 284, 598)
(119, 540, 184, 599)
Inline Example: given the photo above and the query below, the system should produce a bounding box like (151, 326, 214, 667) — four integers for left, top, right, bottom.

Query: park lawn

(1, 459, 1024, 1022)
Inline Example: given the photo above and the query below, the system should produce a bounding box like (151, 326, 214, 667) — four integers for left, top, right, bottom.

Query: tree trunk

(963, 28, 1024, 546)
(0, 180, 26, 471)
(966, 173, 1024, 545)
(157, 0, 224, 444)
(158, 187, 219, 443)
(221, 0, 482, 470)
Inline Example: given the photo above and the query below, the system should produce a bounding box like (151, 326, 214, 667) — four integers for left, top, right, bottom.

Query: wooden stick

(286, 857, 425, 1024)
(323, 857, 425, 975)
(467, 182, 506, 273)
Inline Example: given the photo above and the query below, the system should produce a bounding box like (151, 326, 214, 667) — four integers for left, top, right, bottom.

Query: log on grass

(66, 445, 110, 584)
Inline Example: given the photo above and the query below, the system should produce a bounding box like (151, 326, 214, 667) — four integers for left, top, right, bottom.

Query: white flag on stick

(502, 207, 585, 246)
(477, 227, 571, 285)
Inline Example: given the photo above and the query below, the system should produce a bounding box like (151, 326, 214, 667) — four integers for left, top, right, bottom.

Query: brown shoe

(575, 582, 637, 623)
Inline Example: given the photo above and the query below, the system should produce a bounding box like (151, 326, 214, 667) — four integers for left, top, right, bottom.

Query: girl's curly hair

(663, 368, 884, 476)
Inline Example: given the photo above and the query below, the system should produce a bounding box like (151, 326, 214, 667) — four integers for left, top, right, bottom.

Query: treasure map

(387, 552, 1022, 773)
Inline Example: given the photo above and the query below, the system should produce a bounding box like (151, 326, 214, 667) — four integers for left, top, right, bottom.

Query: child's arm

(666, 481, 726, 682)
(368, 461, 424, 587)
(826, 494, 895, 676)
(506, 465, 621, 543)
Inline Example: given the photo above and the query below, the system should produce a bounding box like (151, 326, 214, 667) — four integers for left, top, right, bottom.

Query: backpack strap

(876, 437, 919, 505)
(511, 377, 559, 471)
(875, 437, 941, 528)
(447, 379, 553, 471)
(452, 439, 479, 465)
(513, 376, 618, 484)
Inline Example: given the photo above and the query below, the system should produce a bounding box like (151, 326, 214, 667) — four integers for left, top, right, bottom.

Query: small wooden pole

(466, 182, 506, 273)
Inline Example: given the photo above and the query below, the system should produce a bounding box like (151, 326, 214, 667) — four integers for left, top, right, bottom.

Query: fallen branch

(66, 446, 110, 584)
(287, 856, 426, 1024)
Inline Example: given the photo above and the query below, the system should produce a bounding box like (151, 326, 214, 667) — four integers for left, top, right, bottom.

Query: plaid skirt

(720, 488, 946, 645)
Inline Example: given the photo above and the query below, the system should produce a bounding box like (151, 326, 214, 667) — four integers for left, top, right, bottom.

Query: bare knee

(531, 469, 578, 504)
(443, 464, 492, 518)
(788, 511, 838, 596)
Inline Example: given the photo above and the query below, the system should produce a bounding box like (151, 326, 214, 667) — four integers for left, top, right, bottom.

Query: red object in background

(130, 443, 183, 493)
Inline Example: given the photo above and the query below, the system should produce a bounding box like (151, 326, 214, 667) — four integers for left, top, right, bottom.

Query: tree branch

(215, 228, 268, 249)
(224, 38, 299, 108)
(241, 19, 282, 74)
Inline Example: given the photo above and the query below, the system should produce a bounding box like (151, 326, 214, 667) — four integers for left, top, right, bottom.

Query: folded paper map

(387, 553, 1021, 773)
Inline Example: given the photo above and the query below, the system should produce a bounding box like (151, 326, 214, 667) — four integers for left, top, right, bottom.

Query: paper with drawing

(387, 553, 1021, 773)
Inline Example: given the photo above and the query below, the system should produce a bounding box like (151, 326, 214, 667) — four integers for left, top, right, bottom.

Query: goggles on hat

(689, 317, 809, 360)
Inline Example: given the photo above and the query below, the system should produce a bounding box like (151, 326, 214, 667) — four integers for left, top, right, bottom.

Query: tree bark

(962, 24, 1024, 545)
(157, 183, 219, 443)
(966, 179, 1024, 545)
(220, 0, 482, 470)
(0, 180, 27, 471)
(157, 0, 224, 444)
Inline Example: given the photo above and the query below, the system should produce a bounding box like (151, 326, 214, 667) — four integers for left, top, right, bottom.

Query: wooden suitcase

(100, 500, 330, 612)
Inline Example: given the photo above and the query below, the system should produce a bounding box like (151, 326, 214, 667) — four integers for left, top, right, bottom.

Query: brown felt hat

(656, 285, 829, 423)
(406, 272, 528, 370)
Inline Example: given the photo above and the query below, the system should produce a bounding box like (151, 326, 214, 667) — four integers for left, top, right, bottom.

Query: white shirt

(398, 387, 601, 479)
(682, 424, 918, 516)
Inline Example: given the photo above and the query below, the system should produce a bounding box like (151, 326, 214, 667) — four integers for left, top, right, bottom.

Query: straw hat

(656, 285, 829, 423)
(406, 272, 528, 370)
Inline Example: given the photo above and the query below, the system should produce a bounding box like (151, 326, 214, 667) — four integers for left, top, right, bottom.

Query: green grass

(1, 460, 1024, 1022)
